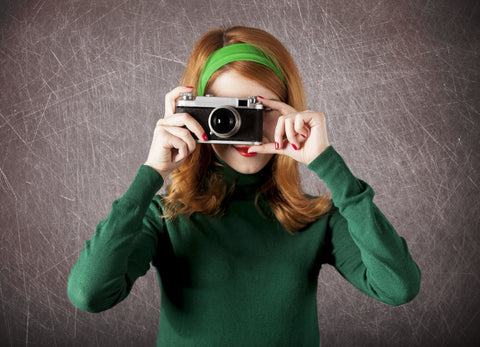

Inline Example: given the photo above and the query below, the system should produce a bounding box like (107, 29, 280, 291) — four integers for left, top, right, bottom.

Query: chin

(229, 153, 273, 174)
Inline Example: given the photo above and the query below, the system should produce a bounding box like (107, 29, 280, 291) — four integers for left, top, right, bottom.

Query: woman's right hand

(144, 86, 207, 179)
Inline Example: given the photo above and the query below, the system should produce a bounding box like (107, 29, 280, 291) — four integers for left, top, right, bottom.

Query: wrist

(305, 143, 330, 166)
(124, 164, 165, 203)
(143, 161, 171, 180)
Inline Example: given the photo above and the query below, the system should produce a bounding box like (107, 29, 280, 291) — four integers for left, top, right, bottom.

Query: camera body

(176, 93, 263, 145)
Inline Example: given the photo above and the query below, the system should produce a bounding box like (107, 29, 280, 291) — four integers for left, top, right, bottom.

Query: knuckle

(155, 127, 167, 137)
(317, 112, 326, 123)
(179, 128, 191, 138)
(179, 142, 188, 153)
(188, 140, 197, 152)
(176, 112, 188, 122)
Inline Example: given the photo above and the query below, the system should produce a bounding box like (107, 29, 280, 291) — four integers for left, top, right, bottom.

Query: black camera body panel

(176, 94, 263, 145)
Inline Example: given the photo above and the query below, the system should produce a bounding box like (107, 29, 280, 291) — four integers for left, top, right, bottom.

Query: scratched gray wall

(0, 0, 479, 346)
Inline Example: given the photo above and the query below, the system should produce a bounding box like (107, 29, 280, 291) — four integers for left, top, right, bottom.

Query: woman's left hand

(248, 97, 330, 165)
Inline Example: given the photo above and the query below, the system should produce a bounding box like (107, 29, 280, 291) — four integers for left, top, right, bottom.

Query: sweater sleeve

(67, 165, 165, 313)
(308, 146, 421, 306)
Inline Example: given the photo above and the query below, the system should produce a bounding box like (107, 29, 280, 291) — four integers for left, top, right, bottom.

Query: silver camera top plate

(177, 93, 263, 110)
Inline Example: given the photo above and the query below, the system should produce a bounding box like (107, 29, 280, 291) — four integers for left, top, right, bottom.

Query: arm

(309, 146, 421, 306)
(68, 86, 206, 313)
(247, 98, 420, 305)
(67, 164, 164, 313)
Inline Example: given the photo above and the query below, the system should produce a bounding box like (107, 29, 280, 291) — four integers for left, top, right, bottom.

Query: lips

(233, 146, 257, 157)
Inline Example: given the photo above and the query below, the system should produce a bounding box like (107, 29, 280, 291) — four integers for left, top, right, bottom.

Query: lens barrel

(208, 106, 241, 138)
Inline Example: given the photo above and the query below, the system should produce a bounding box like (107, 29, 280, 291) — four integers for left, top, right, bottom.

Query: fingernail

(186, 86, 194, 89)
(257, 95, 264, 99)
(275, 142, 279, 150)
(292, 144, 298, 151)
(301, 134, 307, 139)
(202, 133, 209, 141)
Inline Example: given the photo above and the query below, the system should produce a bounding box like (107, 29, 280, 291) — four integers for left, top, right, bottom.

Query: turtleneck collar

(213, 152, 272, 188)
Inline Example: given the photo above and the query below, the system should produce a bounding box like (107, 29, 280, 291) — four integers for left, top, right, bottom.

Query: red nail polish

(186, 86, 194, 89)
(292, 144, 298, 150)
(202, 133, 209, 141)
(257, 95, 264, 99)
(275, 142, 279, 150)
(301, 134, 307, 139)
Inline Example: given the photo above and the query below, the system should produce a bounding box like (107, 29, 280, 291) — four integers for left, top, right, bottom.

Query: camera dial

(180, 93, 195, 100)
(208, 106, 241, 138)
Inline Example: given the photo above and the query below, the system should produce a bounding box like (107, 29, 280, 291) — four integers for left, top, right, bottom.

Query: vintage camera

(176, 93, 263, 145)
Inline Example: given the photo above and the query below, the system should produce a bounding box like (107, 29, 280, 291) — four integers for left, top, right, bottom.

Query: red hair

(162, 26, 331, 232)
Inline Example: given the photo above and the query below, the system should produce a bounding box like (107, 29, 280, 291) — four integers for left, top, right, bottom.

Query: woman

(68, 26, 421, 346)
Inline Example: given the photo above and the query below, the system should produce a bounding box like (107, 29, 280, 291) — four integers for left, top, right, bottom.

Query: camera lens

(208, 106, 241, 138)
(211, 109, 235, 133)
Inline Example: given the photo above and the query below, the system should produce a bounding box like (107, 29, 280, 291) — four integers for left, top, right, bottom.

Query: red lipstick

(234, 146, 257, 157)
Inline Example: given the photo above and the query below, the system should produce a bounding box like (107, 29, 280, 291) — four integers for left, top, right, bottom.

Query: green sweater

(68, 146, 420, 346)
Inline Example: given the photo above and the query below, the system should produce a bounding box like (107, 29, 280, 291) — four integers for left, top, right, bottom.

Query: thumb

(249, 142, 288, 155)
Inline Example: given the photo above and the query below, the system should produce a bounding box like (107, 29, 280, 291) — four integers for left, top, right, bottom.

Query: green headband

(197, 43, 286, 96)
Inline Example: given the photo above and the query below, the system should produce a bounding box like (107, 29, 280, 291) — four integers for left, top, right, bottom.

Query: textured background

(1, 0, 479, 346)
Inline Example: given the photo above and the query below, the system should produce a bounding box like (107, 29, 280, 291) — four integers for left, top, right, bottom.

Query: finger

(258, 96, 296, 115)
(284, 117, 300, 150)
(165, 86, 194, 117)
(248, 143, 276, 154)
(151, 127, 190, 164)
(166, 135, 190, 163)
(294, 115, 309, 140)
(248, 142, 292, 157)
(162, 126, 197, 156)
(274, 115, 286, 149)
(157, 113, 206, 141)
(158, 127, 195, 163)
